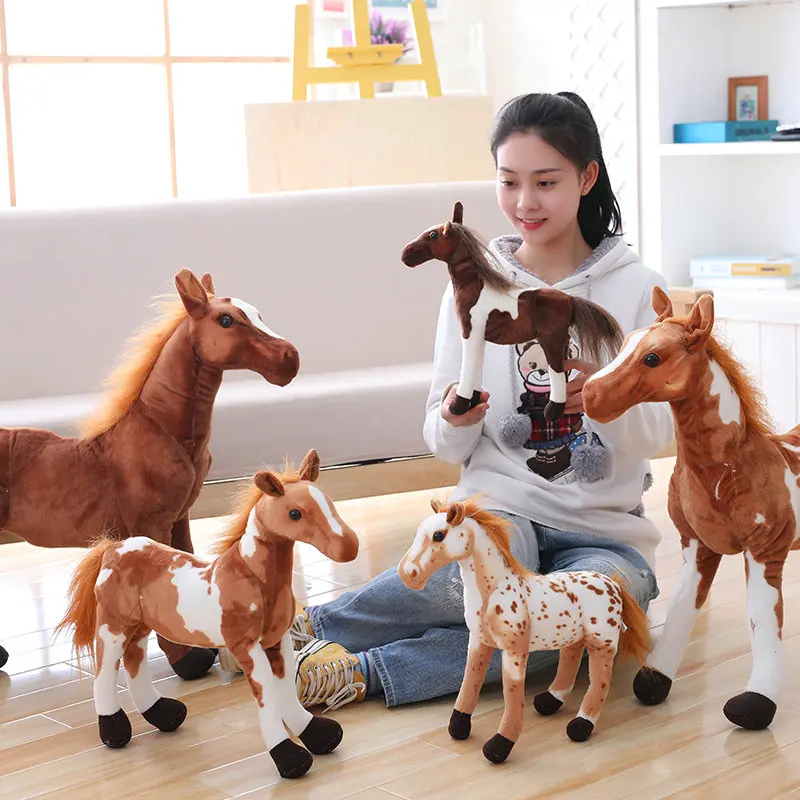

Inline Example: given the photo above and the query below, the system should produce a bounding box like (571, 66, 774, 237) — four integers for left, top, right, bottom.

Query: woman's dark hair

(490, 91, 623, 248)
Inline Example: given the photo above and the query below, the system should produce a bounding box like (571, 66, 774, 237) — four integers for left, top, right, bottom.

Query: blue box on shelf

(673, 120, 779, 143)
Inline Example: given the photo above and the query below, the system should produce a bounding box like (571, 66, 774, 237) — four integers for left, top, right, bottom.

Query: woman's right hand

(441, 385, 490, 427)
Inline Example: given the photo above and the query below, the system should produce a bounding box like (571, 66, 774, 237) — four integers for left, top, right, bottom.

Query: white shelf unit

(637, 0, 800, 288)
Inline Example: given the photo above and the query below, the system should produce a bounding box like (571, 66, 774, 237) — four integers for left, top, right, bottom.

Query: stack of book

(690, 254, 800, 291)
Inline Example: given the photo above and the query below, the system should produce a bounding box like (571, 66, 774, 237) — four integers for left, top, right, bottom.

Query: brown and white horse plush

(398, 500, 651, 764)
(583, 286, 800, 731)
(56, 450, 359, 780)
(400, 202, 622, 419)
(0, 268, 300, 677)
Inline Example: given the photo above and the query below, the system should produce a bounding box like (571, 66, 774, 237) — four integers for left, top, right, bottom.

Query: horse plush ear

(200, 272, 216, 296)
(442, 222, 452, 237)
(446, 502, 466, 527)
(431, 498, 444, 513)
(651, 285, 673, 322)
(254, 470, 285, 497)
(175, 268, 210, 319)
(685, 294, 714, 352)
(298, 449, 320, 482)
(452, 201, 464, 224)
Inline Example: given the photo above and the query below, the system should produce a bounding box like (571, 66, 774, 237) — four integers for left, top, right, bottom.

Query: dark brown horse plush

(401, 202, 622, 420)
(0, 268, 299, 677)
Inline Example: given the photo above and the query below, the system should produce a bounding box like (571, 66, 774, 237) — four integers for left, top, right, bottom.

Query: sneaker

(290, 608, 315, 650)
(217, 647, 243, 674)
(295, 639, 367, 711)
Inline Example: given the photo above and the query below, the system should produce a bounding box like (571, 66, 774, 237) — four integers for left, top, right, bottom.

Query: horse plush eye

(643, 353, 660, 368)
(289, 508, 302, 520)
(432, 531, 446, 542)
(428, 231, 439, 241)
(218, 314, 233, 329)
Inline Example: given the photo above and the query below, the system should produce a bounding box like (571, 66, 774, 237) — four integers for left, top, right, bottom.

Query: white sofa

(0, 181, 509, 480)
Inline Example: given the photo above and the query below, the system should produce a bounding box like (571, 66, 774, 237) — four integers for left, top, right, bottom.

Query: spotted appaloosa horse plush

(0, 268, 299, 678)
(56, 450, 360, 780)
(399, 499, 651, 764)
(400, 201, 623, 420)
(583, 286, 800, 731)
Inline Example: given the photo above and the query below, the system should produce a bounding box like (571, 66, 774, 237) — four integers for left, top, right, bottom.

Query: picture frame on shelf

(728, 75, 769, 122)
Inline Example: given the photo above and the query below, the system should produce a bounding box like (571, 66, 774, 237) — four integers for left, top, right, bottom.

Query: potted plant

(341, 10, 415, 92)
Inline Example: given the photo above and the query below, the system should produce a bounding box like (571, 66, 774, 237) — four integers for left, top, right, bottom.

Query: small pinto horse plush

(584, 286, 800, 731)
(399, 499, 651, 764)
(0, 268, 300, 678)
(56, 449, 360, 780)
(400, 201, 622, 420)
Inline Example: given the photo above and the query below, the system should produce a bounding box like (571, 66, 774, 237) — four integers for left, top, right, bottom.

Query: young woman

(289, 92, 674, 711)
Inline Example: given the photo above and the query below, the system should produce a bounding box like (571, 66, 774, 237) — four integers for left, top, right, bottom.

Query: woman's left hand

(563, 358, 600, 414)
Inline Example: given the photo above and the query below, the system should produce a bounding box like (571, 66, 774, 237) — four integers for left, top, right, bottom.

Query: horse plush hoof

(170, 647, 216, 680)
(270, 738, 314, 779)
(543, 401, 566, 421)
(633, 667, 672, 705)
(449, 394, 472, 416)
(299, 715, 343, 754)
(448, 709, 472, 740)
(566, 717, 594, 742)
(482, 733, 515, 764)
(723, 692, 777, 730)
(142, 697, 187, 732)
(533, 691, 563, 716)
(0, 644, 8, 669)
(98, 709, 133, 748)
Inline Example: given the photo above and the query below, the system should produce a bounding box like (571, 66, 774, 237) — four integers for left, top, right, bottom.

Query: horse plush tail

(55, 538, 118, 668)
(570, 297, 624, 365)
(615, 579, 652, 665)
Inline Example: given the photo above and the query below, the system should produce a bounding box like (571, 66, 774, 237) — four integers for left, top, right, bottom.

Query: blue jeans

(307, 513, 659, 707)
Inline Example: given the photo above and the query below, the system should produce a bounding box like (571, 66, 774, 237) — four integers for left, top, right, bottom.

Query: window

(0, 0, 295, 207)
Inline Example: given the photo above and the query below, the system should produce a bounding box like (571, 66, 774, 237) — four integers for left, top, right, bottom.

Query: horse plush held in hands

(56, 449, 359, 780)
(399, 500, 651, 764)
(0, 268, 299, 677)
(583, 286, 800, 731)
(400, 201, 623, 420)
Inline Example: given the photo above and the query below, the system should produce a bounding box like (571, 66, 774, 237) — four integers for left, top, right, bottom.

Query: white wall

(312, 0, 571, 109)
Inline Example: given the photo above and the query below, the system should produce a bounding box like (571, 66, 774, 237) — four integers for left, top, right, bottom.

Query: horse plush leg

(269, 632, 343, 756)
(568, 645, 615, 742)
(239, 641, 313, 779)
(451, 326, 486, 415)
(450, 639, 494, 740)
(483, 649, 528, 764)
(159, 516, 217, 680)
(123, 631, 187, 733)
(0, 644, 7, 669)
(634, 538, 721, 705)
(534, 642, 584, 716)
(94, 624, 132, 748)
(723, 552, 785, 730)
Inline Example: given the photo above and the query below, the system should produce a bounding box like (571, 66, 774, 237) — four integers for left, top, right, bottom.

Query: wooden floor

(3, 456, 800, 799)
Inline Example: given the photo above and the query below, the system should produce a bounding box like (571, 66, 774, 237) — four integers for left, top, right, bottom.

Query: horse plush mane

(702, 335, 774, 436)
(80, 297, 191, 438)
(439, 497, 529, 577)
(583, 285, 800, 732)
(445, 224, 519, 292)
(211, 467, 304, 556)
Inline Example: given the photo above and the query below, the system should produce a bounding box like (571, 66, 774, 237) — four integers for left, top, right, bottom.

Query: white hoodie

(423, 234, 674, 570)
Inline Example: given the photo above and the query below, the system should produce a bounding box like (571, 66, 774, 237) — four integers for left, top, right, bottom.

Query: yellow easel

(292, 0, 442, 101)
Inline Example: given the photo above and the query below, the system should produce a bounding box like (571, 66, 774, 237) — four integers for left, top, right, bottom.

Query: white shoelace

(297, 657, 366, 712)
(290, 615, 315, 649)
